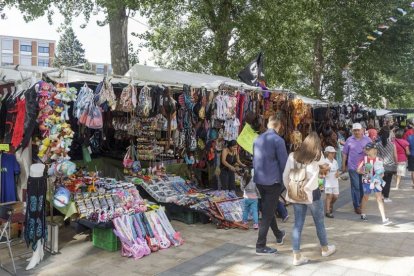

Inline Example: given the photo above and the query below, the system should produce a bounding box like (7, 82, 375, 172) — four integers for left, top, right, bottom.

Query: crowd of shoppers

(219, 115, 414, 266)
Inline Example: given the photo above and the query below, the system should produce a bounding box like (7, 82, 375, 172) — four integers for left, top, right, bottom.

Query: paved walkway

(4, 176, 414, 276)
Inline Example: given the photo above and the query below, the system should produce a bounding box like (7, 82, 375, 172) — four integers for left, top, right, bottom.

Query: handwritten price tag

(0, 144, 9, 152)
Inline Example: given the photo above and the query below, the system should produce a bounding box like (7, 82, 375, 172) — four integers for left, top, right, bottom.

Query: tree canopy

(3, 0, 414, 107)
(53, 27, 87, 68)
(141, 0, 414, 107)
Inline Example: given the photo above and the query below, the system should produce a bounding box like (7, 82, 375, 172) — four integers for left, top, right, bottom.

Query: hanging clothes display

(11, 97, 26, 148)
(18, 85, 38, 150)
(0, 153, 20, 203)
(24, 175, 47, 251)
(15, 144, 32, 200)
(0, 93, 11, 142)
(4, 95, 20, 144)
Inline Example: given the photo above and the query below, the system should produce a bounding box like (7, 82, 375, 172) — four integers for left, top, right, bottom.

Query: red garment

(394, 138, 409, 162)
(367, 129, 378, 142)
(403, 129, 414, 140)
(236, 92, 245, 133)
(11, 98, 26, 148)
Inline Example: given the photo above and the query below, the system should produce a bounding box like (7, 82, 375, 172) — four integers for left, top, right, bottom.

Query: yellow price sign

(0, 144, 9, 152)
(236, 124, 258, 155)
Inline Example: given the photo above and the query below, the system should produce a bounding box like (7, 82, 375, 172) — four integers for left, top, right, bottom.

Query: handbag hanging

(85, 104, 103, 129)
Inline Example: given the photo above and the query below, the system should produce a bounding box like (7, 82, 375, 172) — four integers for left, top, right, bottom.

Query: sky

(0, 7, 153, 65)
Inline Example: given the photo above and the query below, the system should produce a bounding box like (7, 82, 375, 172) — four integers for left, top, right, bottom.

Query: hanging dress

(24, 175, 47, 251)
(11, 97, 26, 148)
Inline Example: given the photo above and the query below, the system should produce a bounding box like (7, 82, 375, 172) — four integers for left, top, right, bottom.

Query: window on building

(20, 44, 32, 52)
(1, 54, 13, 66)
(38, 46, 49, 54)
(1, 39, 13, 52)
(20, 56, 32, 66)
(38, 58, 49, 67)
(96, 64, 105, 74)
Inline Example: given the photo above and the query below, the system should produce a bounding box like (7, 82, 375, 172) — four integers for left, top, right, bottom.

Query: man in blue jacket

(253, 114, 288, 255)
(405, 119, 414, 188)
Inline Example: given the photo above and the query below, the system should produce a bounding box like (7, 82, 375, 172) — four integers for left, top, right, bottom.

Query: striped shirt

(377, 140, 396, 172)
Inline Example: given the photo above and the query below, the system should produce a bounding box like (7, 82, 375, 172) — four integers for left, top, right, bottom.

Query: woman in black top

(376, 126, 397, 202)
(220, 140, 246, 191)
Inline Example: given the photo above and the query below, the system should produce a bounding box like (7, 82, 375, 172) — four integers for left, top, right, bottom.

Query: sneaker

(293, 256, 309, 266)
(253, 223, 259, 230)
(382, 218, 393, 226)
(282, 215, 289, 223)
(361, 214, 367, 221)
(321, 245, 336, 257)
(384, 198, 392, 203)
(256, 246, 278, 255)
(276, 230, 286, 245)
(325, 213, 334, 218)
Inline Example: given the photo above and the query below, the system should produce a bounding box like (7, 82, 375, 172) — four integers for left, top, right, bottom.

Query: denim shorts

(362, 183, 381, 194)
(325, 186, 339, 195)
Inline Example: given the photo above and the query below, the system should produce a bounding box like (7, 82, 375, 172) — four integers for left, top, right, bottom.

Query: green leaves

(53, 26, 87, 68)
(142, 0, 414, 107)
(4, 0, 414, 107)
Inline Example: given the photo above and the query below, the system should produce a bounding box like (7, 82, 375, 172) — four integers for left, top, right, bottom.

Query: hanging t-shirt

(325, 158, 339, 188)
(1, 153, 20, 203)
(224, 118, 240, 141)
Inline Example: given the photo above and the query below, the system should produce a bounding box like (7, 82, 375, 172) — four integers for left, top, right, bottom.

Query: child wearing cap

(357, 142, 393, 226)
(240, 169, 260, 229)
(324, 146, 340, 218)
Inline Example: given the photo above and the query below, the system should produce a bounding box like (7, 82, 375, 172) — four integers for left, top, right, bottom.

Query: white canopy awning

(375, 109, 392, 117)
(46, 69, 129, 85)
(0, 66, 55, 85)
(296, 95, 328, 106)
(125, 64, 259, 90)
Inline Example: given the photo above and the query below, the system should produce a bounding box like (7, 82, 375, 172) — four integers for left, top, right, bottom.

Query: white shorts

(397, 162, 407, 177)
(325, 186, 339, 195)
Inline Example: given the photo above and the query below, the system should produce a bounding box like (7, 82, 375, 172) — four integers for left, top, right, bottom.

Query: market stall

(0, 63, 393, 270)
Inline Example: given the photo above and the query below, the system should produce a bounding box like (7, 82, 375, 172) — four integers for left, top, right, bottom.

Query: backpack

(85, 104, 103, 129)
(118, 84, 136, 112)
(97, 80, 116, 111)
(138, 86, 152, 117)
(287, 161, 309, 203)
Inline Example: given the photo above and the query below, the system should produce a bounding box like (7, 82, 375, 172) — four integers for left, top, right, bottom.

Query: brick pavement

(3, 176, 414, 276)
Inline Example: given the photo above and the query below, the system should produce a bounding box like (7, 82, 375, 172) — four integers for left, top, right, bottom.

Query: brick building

(0, 35, 55, 67)
(90, 62, 112, 75)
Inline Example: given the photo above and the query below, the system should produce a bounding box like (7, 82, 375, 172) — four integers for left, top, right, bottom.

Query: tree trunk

(212, 27, 232, 76)
(312, 33, 323, 98)
(108, 5, 129, 75)
(208, 0, 233, 76)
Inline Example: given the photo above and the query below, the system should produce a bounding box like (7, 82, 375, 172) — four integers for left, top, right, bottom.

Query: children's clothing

(359, 156, 384, 194)
(241, 176, 260, 224)
(325, 158, 339, 195)
(243, 198, 258, 224)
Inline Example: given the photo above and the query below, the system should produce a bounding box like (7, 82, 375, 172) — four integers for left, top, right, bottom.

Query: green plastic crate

(92, 227, 121, 252)
(169, 210, 199, 224)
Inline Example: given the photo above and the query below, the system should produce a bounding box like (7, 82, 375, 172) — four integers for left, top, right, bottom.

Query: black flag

(238, 52, 265, 86)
